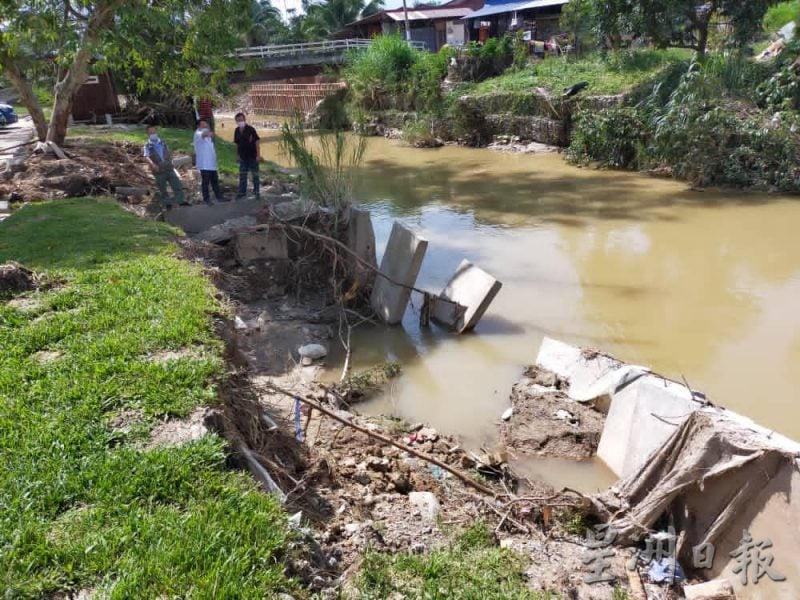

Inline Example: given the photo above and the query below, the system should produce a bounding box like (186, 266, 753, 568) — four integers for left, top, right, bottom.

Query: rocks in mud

(298, 343, 327, 361)
(501, 364, 604, 460)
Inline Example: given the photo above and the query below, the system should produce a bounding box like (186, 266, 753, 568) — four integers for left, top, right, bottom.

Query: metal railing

(235, 38, 426, 59)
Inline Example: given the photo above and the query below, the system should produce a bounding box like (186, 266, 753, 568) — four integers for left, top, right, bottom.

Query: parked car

(0, 104, 19, 126)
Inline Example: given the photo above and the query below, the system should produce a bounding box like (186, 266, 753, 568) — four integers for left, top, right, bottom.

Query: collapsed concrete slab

(594, 409, 800, 600)
(430, 259, 502, 333)
(194, 216, 258, 244)
(535, 337, 705, 478)
(370, 222, 427, 325)
(234, 228, 289, 264)
(344, 206, 377, 286)
(166, 197, 277, 235)
(596, 375, 705, 478)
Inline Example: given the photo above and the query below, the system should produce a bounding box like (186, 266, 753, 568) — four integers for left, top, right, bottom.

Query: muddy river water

(228, 123, 800, 491)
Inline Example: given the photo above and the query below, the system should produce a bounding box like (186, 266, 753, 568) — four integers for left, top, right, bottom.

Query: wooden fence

(249, 82, 347, 116)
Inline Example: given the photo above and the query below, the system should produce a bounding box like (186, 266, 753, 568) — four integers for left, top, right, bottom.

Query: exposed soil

(501, 364, 606, 460)
(0, 140, 155, 203)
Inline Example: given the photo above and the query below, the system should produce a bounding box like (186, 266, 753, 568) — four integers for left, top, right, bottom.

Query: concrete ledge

(166, 197, 280, 234)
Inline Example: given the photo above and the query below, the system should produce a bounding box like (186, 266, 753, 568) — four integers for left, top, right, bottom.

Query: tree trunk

(46, 1, 116, 146)
(1, 60, 48, 141)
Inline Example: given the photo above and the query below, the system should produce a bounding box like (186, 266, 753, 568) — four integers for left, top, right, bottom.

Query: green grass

(763, 0, 799, 32)
(461, 48, 690, 97)
(354, 523, 556, 599)
(70, 125, 241, 174)
(0, 199, 297, 598)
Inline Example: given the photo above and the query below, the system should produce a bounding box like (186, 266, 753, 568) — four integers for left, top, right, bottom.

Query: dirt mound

(501, 364, 606, 460)
(0, 140, 154, 202)
(0, 262, 38, 297)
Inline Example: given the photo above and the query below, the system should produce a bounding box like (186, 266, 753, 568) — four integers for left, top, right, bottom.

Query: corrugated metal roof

(385, 7, 473, 21)
(465, 0, 567, 19)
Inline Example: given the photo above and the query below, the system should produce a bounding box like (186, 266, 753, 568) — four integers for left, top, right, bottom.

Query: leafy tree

(0, 0, 250, 145)
(588, 0, 778, 56)
(246, 0, 288, 46)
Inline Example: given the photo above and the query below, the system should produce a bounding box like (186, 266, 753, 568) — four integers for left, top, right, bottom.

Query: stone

(683, 579, 736, 600)
(370, 222, 428, 325)
(389, 473, 411, 494)
(430, 260, 502, 333)
(298, 343, 327, 360)
(167, 198, 273, 235)
(344, 206, 377, 286)
(415, 427, 438, 442)
(234, 228, 289, 264)
(501, 407, 513, 421)
(597, 375, 704, 478)
(194, 216, 258, 243)
(172, 155, 192, 170)
(499, 538, 514, 549)
(408, 491, 440, 522)
(271, 200, 308, 222)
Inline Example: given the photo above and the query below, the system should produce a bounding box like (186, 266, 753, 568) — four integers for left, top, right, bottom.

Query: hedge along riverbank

(0, 198, 298, 597)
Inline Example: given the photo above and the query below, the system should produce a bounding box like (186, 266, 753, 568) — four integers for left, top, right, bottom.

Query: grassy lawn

(354, 524, 554, 599)
(461, 48, 691, 96)
(0, 199, 297, 598)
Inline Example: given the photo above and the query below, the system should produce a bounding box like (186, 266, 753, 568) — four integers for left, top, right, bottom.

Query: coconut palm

(304, 0, 385, 38)
(246, 0, 286, 46)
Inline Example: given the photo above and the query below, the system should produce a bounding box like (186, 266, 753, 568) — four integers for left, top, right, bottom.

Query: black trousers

(200, 170, 222, 203)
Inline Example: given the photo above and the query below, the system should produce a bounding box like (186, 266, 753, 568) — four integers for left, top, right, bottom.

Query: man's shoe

(179, 202, 191, 207)
(217, 197, 230, 203)
(234, 195, 246, 201)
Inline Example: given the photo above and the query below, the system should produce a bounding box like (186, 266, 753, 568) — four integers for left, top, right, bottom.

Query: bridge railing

(236, 38, 427, 59)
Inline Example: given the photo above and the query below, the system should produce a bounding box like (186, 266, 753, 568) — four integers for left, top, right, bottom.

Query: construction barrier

(249, 82, 347, 116)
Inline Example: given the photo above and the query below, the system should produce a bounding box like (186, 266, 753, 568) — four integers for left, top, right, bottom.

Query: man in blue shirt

(143, 125, 186, 209)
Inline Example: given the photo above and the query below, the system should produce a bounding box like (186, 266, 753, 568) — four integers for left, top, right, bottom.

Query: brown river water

(222, 122, 800, 492)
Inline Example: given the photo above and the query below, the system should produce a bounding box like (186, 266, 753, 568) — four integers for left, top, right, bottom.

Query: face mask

(236, 121, 246, 129)
(149, 133, 159, 142)
(200, 127, 209, 133)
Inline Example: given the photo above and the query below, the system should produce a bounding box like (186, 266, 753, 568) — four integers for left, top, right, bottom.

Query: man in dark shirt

(233, 112, 261, 200)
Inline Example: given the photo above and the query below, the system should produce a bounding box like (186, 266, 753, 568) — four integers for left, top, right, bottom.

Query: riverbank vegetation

(0, 199, 298, 596)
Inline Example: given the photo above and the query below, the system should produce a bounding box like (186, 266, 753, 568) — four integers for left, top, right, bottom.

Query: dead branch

(264, 381, 498, 497)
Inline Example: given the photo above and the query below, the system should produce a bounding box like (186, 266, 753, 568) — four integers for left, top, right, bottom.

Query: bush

(567, 106, 650, 168)
(344, 35, 453, 113)
(763, 0, 799, 32)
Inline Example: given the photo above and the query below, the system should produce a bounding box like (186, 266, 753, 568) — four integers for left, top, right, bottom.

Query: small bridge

(235, 38, 427, 70)
(249, 82, 347, 115)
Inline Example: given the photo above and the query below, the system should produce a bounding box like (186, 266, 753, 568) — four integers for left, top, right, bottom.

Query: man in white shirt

(193, 119, 227, 205)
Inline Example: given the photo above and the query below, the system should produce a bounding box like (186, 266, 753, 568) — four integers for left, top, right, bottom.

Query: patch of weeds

(556, 508, 588, 537)
(354, 522, 554, 599)
(0, 199, 298, 597)
(612, 586, 630, 600)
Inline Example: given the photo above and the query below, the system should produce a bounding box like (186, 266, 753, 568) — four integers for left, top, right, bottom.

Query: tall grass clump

(279, 120, 367, 210)
(344, 34, 453, 112)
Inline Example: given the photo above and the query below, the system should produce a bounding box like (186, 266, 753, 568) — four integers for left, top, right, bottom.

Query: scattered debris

(683, 579, 736, 600)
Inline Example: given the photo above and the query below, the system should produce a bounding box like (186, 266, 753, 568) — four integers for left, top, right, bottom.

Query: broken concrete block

(430, 259, 502, 333)
(271, 200, 308, 222)
(683, 579, 736, 600)
(167, 198, 272, 235)
(408, 491, 440, 522)
(194, 216, 258, 243)
(345, 206, 377, 285)
(234, 228, 288, 264)
(370, 222, 428, 325)
(298, 343, 327, 360)
(597, 375, 702, 478)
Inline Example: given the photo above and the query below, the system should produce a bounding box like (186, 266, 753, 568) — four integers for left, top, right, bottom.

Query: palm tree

(304, 0, 385, 38)
(246, 0, 286, 46)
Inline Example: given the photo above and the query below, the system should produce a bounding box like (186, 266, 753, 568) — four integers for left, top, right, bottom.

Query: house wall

(72, 72, 120, 121)
(446, 20, 466, 46)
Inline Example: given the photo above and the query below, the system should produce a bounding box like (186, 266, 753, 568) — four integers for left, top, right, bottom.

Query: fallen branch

(264, 381, 498, 497)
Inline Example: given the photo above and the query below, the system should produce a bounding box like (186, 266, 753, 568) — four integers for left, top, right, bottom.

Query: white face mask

(236, 121, 246, 129)
(200, 127, 209, 133)
(149, 133, 159, 142)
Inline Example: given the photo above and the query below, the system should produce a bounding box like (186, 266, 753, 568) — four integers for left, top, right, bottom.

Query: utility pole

(402, 0, 411, 41)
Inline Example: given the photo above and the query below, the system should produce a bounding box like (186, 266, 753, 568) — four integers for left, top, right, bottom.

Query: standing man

(143, 125, 186, 209)
(193, 119, 226, 205)
(233, 112, 261, 201)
